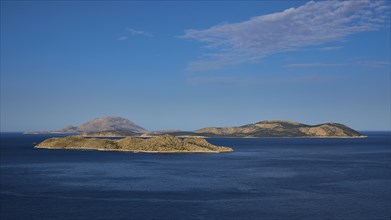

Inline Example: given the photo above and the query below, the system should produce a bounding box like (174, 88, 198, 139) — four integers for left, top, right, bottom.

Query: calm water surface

(1, 132, 390, 220)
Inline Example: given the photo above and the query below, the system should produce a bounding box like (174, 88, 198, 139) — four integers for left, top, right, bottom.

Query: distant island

(35, 135, 233, 153)
(25, 116, 148, 135)
(26, 116, 366, 138)
(191, 120, 366, 138)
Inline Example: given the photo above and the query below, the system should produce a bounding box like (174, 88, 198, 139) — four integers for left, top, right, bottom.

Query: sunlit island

(35, 135, 234, 153)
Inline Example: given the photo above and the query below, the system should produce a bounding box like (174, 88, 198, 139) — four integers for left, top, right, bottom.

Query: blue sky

(1, 0, 390, 132)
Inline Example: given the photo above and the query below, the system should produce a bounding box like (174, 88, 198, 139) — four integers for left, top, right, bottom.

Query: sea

(0, 132, 390, 220)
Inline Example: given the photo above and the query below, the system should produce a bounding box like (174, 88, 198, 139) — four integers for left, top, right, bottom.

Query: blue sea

(1, 132, 390, 220)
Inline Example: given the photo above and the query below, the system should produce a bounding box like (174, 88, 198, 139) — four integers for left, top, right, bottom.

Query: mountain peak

(256, 120, 303, 126)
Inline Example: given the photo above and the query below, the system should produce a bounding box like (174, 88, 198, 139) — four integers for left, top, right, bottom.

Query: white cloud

(182, 0, 390, 71)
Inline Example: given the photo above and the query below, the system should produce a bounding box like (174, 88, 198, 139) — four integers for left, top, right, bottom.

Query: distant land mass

(79, 130, 141, 137)
(25, 116, 148, 134)
(25, 117, 365, 138)
(148, 120, 365, 138)
(35, 135, 233, 153)
(193, 120, 365, 138)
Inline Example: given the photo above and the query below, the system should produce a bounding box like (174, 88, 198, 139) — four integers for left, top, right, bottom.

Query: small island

(35, 135, 234, 153)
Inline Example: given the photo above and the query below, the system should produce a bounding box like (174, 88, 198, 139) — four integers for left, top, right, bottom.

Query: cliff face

(195, 120, 364, 138)
(35, 135, 234, 153)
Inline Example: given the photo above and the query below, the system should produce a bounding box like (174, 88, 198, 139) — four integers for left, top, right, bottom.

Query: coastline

(34, 146, 224, 154)
(33, 135, 234, 153)
(26, 133, 367, 139)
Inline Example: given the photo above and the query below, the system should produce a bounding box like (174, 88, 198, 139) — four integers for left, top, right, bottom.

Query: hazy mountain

(24, 116, 148, 134)
(57, 125, 78, 133)
(76, 116, 148, 133)
(79, 130, 141, 137)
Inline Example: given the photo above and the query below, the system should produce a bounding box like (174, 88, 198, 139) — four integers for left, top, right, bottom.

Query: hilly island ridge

(35, 135, 233, 153)
(27, 116, 365, 138)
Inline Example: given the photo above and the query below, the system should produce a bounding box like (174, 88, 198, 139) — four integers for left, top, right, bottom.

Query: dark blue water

(1, 132, 390, 220)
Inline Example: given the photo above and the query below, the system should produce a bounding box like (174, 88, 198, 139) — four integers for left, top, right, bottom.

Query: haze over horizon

(1, 0, 390, 132)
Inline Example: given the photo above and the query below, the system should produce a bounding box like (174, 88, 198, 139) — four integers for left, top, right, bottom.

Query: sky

(1, 0, 390, 132)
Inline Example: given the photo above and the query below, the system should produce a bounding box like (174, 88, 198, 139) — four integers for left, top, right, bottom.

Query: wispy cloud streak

(285, 63, 345, 68)
(182, 0, 390, 71)
(186, 74, 333, 86)
(117, 28, 153, 40)
(186, 77, 258, 86)
(285, 60, 391, 68)
(359, 60, 391, 68)
(126, 28, 153, 37)
(318, 46, 343, 51)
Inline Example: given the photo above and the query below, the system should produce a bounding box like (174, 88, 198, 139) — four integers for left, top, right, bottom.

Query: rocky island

(35, 135, 234, 153)
(192, 120, 365, 138)
(145, 120, 365, 138)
